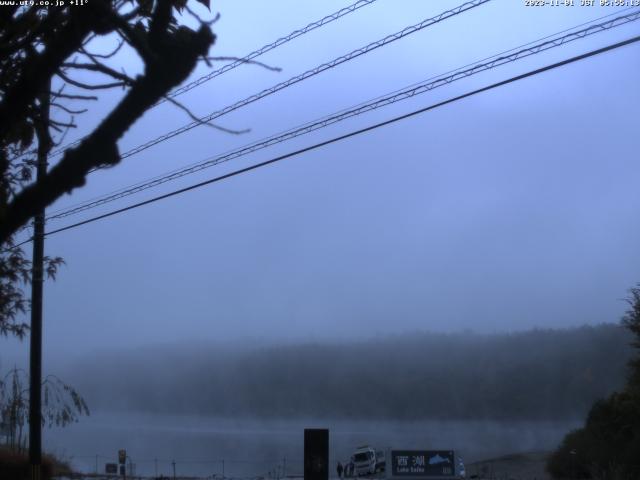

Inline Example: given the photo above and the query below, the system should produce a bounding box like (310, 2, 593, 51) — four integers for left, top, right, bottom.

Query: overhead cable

(44, 0, 382, 160)
(165, 0, 381, 100)
(36, 34, 640, 240)
(48, 0, 490, 165)
(46, 9, 640, 222)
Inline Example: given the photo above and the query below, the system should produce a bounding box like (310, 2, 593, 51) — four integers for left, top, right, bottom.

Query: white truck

(351, 445, 386, 476)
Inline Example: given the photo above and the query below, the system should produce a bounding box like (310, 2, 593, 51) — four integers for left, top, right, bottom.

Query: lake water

(43, 413, 580, 478)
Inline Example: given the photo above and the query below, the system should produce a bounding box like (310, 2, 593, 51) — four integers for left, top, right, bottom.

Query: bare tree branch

(51, 93, 99, 101)
(203, 55, 281, 72)
(0, 7, 215, 243)
(51, 121, 74, 148)
(163, 95, 250, 135)
(112, 16, 155, 64)
(61, 62, 136, 85)
(56, 69, 127, 90)
(80, 39, 125, 59)
(51, 103, 88, 115)
(0, 5, 102, 140)
(183, 5, 219, 27)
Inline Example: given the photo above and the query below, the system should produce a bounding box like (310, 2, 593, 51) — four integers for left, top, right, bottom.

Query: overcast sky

(2, 0, 640, 363)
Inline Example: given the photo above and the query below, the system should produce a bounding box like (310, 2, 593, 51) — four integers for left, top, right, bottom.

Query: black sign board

(391, 450, 455, 477)
(105, 463, 118, 474)
(304, 428, 328, 480)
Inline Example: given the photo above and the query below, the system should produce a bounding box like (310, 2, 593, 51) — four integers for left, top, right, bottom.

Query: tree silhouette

(0, 367, 89, 452)
(0, 0, 218, 335)
(1, 0, 215, 242)
(547, 285, 640, 479)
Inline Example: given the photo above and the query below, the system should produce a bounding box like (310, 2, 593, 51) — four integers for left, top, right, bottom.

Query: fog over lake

(45, 413, 580, 477)
(27, 326, 629, 477)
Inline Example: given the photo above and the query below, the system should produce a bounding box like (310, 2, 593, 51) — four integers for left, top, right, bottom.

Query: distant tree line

(71, 324, 631, 420)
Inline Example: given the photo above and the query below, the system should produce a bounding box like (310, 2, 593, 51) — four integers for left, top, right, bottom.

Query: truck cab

(352, 445, 376, 476)
(352, 445, 378, 476)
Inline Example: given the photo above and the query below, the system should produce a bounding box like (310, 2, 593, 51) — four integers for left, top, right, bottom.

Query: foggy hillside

(68, 324, 632, 420)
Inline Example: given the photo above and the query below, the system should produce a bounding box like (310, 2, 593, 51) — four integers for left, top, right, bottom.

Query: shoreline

(53, 451, 552, 480)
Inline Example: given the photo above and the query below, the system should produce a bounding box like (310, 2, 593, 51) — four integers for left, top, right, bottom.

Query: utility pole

(172, 459, 176, 480)
(29, 80, 51, 480)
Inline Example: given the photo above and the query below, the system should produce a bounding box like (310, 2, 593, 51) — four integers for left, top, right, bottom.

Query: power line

(114, 0, 489, 161)
(45, 9, 640, 222)
(47, 0, 490, 168)
(39, 34, 640, 240)
(45, 0, 382, 159)
(46, 7, 637, 218)
(9, 3, 635, 170)
(165, 0, 380, 100)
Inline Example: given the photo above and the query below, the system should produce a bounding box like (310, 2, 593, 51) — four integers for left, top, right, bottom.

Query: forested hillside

(71, 324, 631, 420)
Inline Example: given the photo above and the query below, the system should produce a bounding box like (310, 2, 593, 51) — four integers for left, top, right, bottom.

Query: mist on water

(17, 323, 628, 476)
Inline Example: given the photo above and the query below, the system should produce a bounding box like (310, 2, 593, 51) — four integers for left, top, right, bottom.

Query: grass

(0, 445, 73, 480)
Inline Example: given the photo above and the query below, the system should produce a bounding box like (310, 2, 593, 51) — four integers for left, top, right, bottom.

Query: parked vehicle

(351, 446, 385, 476)
(457, 456, 466, 478)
